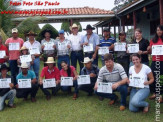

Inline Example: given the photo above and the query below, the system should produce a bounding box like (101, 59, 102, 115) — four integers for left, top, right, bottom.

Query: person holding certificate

(81, 24, 100, 66)
(5, 28, 24, 84)
(23, 31, 41, 80)
(0, 64, 16, 111)
(16, 63, 38, 102)
(147, 25, 163, 103)
(56, 30, 72, 70)
(79, 57, 99, 96)
(94, 54, 128, 111)
(128, 54, 154, 113)
(41, 29, 57, 66)
(39, 57, 61, 100)
(60, 61, 78, 100)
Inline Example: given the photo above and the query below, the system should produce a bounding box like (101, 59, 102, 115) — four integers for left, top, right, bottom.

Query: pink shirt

(60, 66, 76, 77)
(5, 37, 24, 60)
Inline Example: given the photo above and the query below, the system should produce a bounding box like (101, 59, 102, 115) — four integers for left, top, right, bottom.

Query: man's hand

(138, 50, 143, 55)
(112, 82, 120, 90)
(83, 42, 88, 45)
(92, 54, 96, 59)
(53, 45, 56, 49)
(94, 82, 98, 90)
(56, 80, 60, 85)
(90, 73, 96, 78)
(41, 45, 45, 49)
(144, 81, 149, 85)
(39, 80, 43, 85)
(9, 83, 14, 89)
(67, 45, 71, 49)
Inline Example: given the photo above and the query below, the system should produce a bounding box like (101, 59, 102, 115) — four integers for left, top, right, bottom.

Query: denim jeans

(129, 88, 150, 112)
(85, 52, 98, 66)
(57, 55, 70, 70)
(30, 57, 40, 80)
(95, 84, 128, 106)
(0, 89, 16, 111)
(70, 51, 84, 73)
(61, 80, 78, 94)
(9, 60, 19, 84)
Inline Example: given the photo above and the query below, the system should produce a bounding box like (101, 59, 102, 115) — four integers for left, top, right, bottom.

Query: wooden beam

(159, 0, 163, 25)
(114, 26, 116, 39)
(133, 11, 136, 30)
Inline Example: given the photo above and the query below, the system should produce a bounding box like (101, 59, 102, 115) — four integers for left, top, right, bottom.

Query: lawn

(0, 60, 162, 122)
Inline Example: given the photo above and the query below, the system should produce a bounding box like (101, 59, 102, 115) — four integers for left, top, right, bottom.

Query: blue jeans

(9, 60, 19, 84)
(0, 89, 16, 111)
(61, 80, 78, 94)
(95, 84, 128, 106)
(129, 88, 150, 112)
(57, 55, 70, 70)
(31, 57, 40, 80)
(85, 52, 98, 66)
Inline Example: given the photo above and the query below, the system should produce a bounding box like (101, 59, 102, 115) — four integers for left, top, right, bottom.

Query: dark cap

(119, 31, 126, 35)
(103, 27, 110, 32)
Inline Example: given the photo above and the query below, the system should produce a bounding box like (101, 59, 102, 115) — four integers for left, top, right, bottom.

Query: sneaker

(119, 106, 126, 111)
(143, 105, 150, 113)
(73, 93, 78, 100)
(109, 96, 118, 105)
(8, 104, 16, 108)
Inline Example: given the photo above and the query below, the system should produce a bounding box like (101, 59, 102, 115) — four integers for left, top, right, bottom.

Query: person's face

(119, 34, 126, 41)
(135, 31, 142, 40)
(1, 69, 8, 75)
(45, 32, 51, 39)
(132, 56, 141, 66)
(105, 60, 114, 69)
(156, 27, 163, 37)
(47, 63, 54, 69)
(12, 33, 18, 38)
(61, 63, 68, 71)
(22, 49, 28, 55)
(103, 31, 110, 37)
(59, 33, 64, 38)
(21, 68, 28, 74)
(86, 29, 93, 35)
(28, 35, 35, 40)
(84, 62, 92, 69)
(72, 28, 78, 34)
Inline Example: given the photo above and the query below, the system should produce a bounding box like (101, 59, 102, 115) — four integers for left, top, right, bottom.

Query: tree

(112, 0, 134, 11)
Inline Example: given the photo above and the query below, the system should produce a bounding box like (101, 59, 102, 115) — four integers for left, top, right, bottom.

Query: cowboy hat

(69, 23, 80, 31)
(20, 62, 29, 68)
(0, 64, 10, 72)
(26, 31, 37, 36)
(45, 57, 55, 64)
(83, 24, 95, 30)
(20, 46, 28, 51)
(12, 28, 18, 33)
(82, 57, 93, 64)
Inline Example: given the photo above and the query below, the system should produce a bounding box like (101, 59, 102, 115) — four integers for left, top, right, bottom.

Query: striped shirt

(97, 63, 127, 83)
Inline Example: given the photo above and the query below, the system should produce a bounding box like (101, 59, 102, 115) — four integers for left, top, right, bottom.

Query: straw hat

(20, 46, 28, 51)
(26, 31, 37, 36)
(82, 57, 93, 63)
(69, 23, 80, 31)
(45, 57, 55, 63)
(12, 28, 18, 33)
(20, 62, 29, 68)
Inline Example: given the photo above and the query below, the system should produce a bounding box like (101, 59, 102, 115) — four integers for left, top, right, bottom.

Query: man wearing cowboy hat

(78, 57, 99, 96)
(0, 64, 16, 111)
(23, 31, 41, 80)
(39, 57, 60, 100)
(16, 62, 38, 102)
(68, 23, 84, 72)
(5, 28, 24, 84)
(81, 24, 100, 66)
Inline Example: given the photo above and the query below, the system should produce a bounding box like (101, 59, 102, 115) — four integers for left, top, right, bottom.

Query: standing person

(5, 28, 24, 84)
(0, 36, 9, 66)
(41, 29, 57, 66)
(68, 23, 84, 72)
(81, 24, 99, 66)
(98, 27, 116, 66)
(148, 25, 163, 103)
(0, 64, 16, 111)
(39, 57, 60, 100)
(128, 54, 154, 113)
(94, 53, 128, 111)
(78, 57, 99, 96)
(56, 30, 72, 70)
(23, 31, 41, 80)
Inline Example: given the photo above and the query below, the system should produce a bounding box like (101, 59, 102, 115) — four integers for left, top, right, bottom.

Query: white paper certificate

(127, 44, 139, 53)
(43, 78, 56, 88)
(29, 47, 40, 55)
(152, 45, 163, 55)
(97, 82, 112, 93)
(58, 42, 67, 50)
(114, 43, 126, 51)
(9, 43, 20, 50)
(61, 77, 73, 86)
(0, 51, 6, 59)
(77, 75, 90, 85)
(98, 47, 109, 55)
(129, 75, 145, 88)
(18, 79, 31, 88)
(0, 78, 11, 88)
(44, 42, 54, 51)
(83, 44, 93, 52)
(20, 55, 32, 63)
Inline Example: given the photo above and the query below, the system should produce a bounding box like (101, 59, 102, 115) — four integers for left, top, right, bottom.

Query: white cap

(12, 28, 18, 33)
(20, 62, 29, 68)
(82, 57, 93, 64)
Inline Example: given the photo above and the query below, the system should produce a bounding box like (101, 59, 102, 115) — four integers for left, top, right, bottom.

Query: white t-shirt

(129, 64, 152, 88)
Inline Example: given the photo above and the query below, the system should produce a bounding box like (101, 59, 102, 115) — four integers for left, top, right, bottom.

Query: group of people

(0, 23, 162, 113)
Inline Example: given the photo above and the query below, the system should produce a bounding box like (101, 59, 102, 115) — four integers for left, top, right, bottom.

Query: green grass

(0, 60, 162, 122)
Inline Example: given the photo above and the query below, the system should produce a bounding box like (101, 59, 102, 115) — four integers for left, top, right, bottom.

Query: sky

(14, 0, 116, 35)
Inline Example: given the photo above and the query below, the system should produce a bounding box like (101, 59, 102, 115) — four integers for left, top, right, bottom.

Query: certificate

(9, 43, 20, 50)
(83, 44, 93, 52)
(127, 44, 139, 53)
(77, 75, 90, 85)
(114, 43, 126, 51)
(98, 47, 109, 55)
(29, 47, 40, 55)
(152, 45, 163, 55)
(18, 79, 31, 88)
(58, 42, 67, 50)
(43, 78, 56, 88)
(0, 78, 11, 88)
(129, 75, 145, 88)
(61, 77, 73, 86)
(20, 55, 32, 63)
(0, 51, 6, 59)
(97, 82, 112, 93)
(44, 42, 54, 51)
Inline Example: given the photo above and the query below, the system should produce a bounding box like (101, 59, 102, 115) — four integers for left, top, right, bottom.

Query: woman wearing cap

(41, 29, 57, 66)
(60, 61, 78, 100)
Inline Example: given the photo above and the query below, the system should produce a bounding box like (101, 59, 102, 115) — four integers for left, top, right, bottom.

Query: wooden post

(159, 0, 163, 25)
(114, 26, 116, 39)
(122, 16, 125, 31)
(102, 26, 103, 36)
(69, 19, 73, 34)
(133, 11, 136, 30)
(96, 27, 98, 34)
